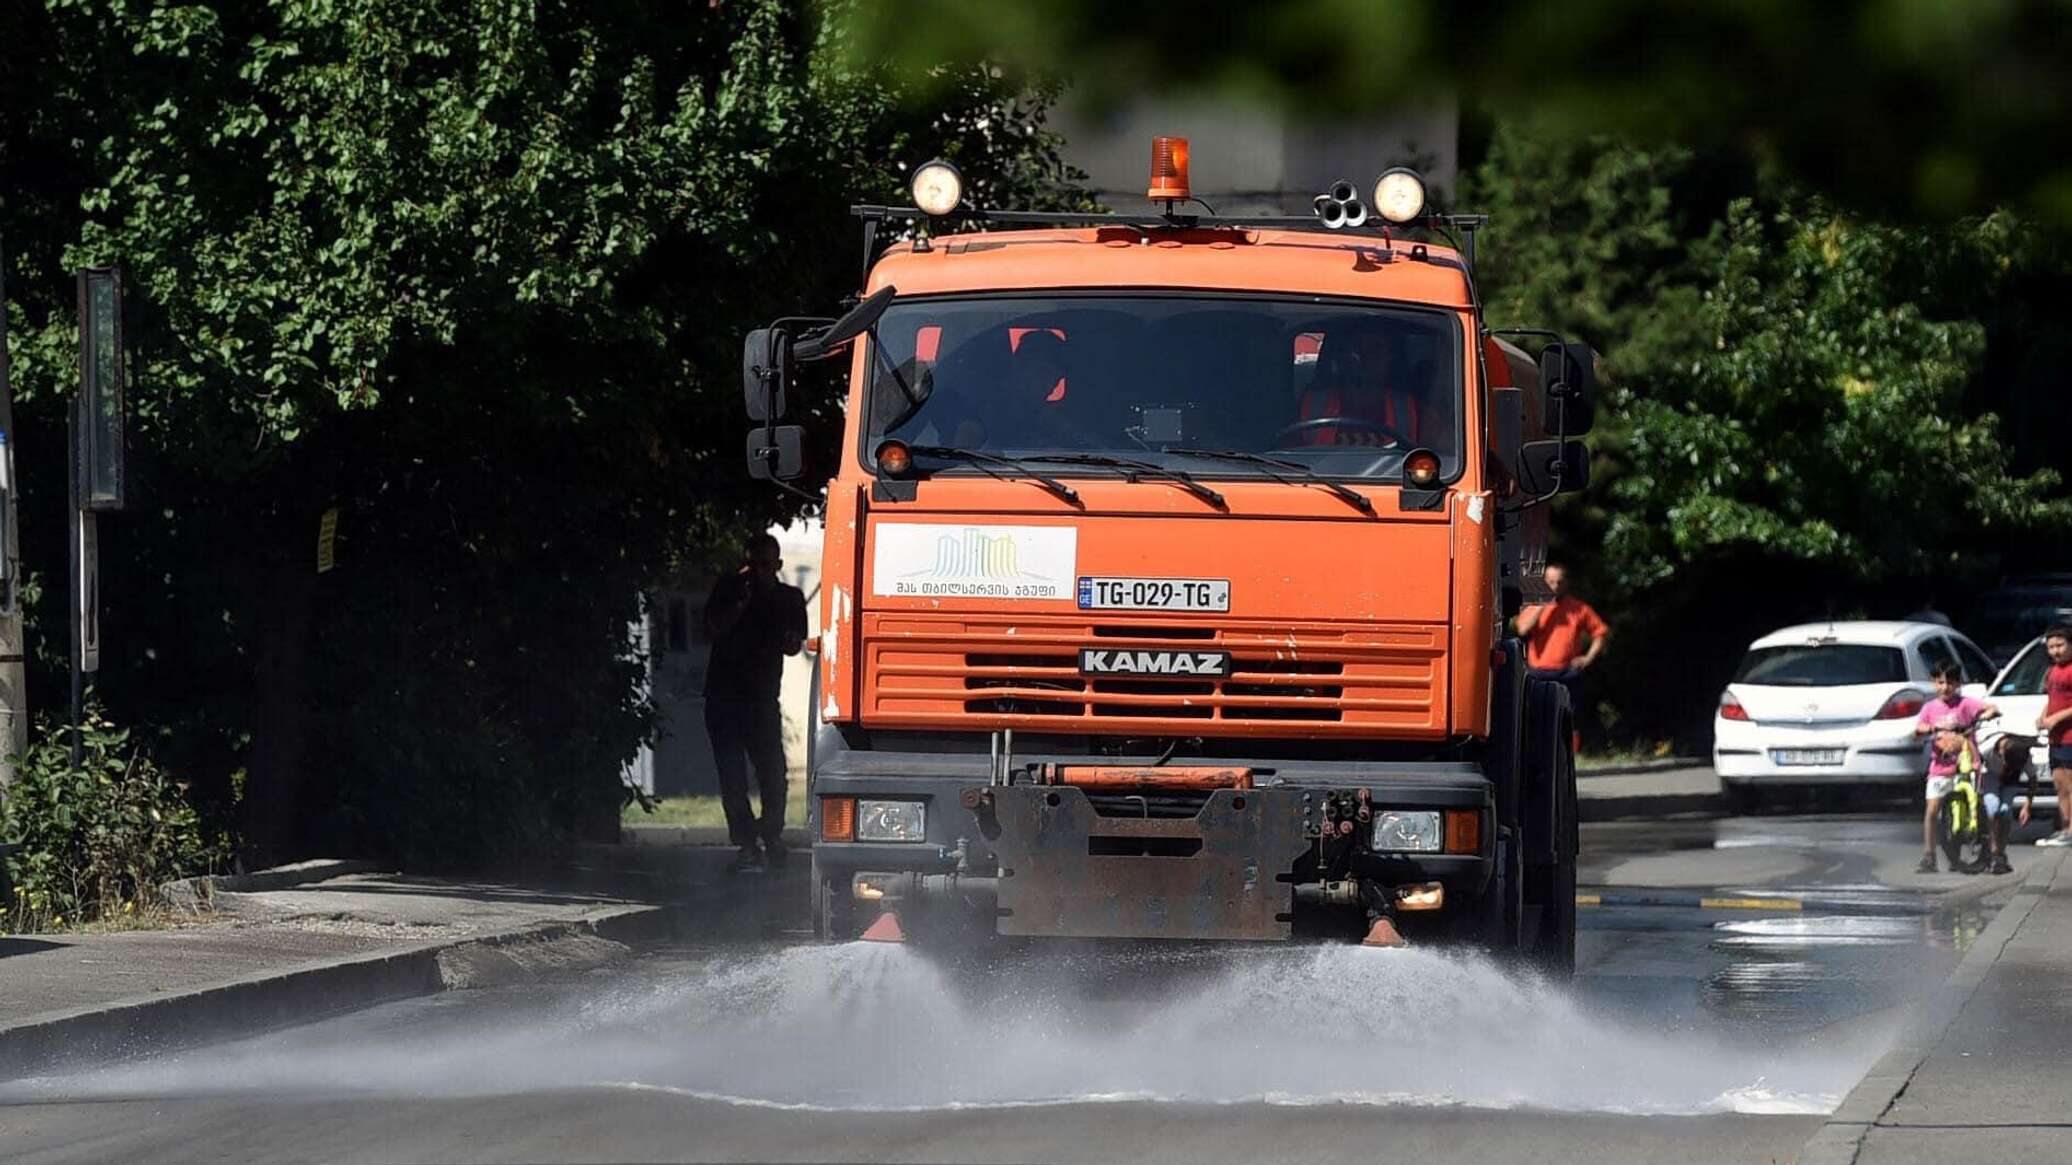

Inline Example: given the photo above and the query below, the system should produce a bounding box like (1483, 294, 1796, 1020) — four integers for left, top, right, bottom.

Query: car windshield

(1732, 643, 1909, 687)
(863, 295, 1462, 480)
(1992, 638, 2051, 697)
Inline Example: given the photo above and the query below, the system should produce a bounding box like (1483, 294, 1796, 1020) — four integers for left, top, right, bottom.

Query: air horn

(1312, 180, 1367, 230)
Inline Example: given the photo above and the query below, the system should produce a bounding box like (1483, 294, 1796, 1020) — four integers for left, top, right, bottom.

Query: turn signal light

(875, 439, 914, 476)
(1443, 809, 1480, 855)
(1404, 448, 1442, 487)
(820, 796, 856, 842)
(1876, 689, 1929, 720)
(1719, 691, 1750, 722)
(1148, 136, 1190, 201)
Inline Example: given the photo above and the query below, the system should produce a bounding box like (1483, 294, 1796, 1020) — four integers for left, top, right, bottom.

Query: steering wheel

(1271, 416, 1410, 447)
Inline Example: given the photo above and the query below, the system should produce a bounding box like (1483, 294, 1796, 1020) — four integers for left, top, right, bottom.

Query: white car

(1979, 636, 2061, 818)
(1714, 621, 1999, 809)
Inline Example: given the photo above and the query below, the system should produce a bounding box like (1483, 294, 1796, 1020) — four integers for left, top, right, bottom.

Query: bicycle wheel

(1937, 788, 1988, 872)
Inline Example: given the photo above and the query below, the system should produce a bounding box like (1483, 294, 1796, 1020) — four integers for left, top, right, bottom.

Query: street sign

(76, 267, 124, 511)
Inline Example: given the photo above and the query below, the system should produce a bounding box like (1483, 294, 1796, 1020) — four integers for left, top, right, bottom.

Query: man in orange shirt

(1516, 563, 1609, 754)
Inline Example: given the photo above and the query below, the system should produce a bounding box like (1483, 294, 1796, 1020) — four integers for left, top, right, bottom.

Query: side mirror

(795, 285, 896, 361)
(1518, 439, 1589, 495)
(746, 425, 805, 481)
(742, 328, 788, 422)
(1538, 341, 1597, 437)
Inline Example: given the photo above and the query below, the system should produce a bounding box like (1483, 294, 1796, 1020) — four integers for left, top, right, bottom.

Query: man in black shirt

(703, 532, 808, 872)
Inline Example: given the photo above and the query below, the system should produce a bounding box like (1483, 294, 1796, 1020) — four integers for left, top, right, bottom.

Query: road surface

(0, 815, 2019, 1165)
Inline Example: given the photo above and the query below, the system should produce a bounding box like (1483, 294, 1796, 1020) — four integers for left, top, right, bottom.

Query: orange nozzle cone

(1361, 917, 1408, 948)
(860, 911, 906, 944)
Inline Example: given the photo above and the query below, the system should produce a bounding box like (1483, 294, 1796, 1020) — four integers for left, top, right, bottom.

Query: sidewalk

(0, 847, 789, 1080)
(1578, 764, 1723, 821)
(1800, 845, 2072, 1164)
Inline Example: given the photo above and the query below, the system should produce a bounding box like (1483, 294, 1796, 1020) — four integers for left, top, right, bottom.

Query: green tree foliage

(1607, 203, 2072, 589)
(847, 0, 2072, 230)
(0, 1, 1082, 864)
(1466, 122, 2072, 743)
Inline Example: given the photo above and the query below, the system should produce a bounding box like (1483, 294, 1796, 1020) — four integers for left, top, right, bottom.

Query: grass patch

(623, 779, 809, 829)
(1577, 741, 1686, 771)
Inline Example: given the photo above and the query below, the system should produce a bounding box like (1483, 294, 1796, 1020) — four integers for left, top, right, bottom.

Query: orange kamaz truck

(742, 143, 1595, 970)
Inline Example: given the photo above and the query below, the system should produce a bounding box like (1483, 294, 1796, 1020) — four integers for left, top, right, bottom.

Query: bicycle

(1933, 711, 2003, 874)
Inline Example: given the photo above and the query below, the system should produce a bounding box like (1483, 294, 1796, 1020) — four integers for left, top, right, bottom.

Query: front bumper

(810, 754, 1493, 941)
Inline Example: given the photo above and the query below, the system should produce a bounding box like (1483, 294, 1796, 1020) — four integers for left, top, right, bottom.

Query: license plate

(1077, 576, 1230, 612)
(1773, 748, 1845, 766)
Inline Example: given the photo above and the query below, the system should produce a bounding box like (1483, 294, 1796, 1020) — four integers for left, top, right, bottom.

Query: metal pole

(68, 398, 81, 768)
(0, 232, 25, 784)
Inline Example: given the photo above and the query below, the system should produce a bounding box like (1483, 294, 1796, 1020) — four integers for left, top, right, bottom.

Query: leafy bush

(2, 711, 232, 933)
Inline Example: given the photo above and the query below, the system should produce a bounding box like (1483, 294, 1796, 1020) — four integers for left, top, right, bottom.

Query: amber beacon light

(1147, 136, 1191, 202)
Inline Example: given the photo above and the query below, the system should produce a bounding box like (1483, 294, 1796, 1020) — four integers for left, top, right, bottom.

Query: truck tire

(1527, 767, 1578, 977)
(1474, 830, 1524, 955)
(1521, 682, 1578, 977)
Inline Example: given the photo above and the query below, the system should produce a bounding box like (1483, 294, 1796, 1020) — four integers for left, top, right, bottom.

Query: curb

(0, 904, 670, 1081)
(1576, 758, 1707, 777)
(1796, 848, 2067, 1165)
(1578, 791, 1724, 822)
(1576, 890, 1934, 916)
(160, 859, 386, 912)
(620, 824, 811, 848)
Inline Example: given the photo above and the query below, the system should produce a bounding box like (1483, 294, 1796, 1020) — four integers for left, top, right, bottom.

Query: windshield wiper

(1179, 449, 1375, 515)
(905, 445, 1082, 507)
(1021, 453, 1228, 511)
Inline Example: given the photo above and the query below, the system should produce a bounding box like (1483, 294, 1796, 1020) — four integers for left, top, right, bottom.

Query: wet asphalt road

(0, 814, 2029, 1165)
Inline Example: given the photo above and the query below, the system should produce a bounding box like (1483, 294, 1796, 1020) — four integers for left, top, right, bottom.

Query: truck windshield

(864, 295, 1462, 481)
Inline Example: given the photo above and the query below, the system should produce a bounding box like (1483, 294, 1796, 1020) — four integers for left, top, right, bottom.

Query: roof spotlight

(910, 160, 964, 216)
(1373, 167, 1427, 225)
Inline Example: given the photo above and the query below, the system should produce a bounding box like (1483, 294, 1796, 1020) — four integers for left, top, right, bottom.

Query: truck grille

(861, 614, 1445, 737)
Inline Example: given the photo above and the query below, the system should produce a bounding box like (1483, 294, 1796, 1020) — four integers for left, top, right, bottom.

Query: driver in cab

(1295, 328, 1431, 448)
(940, 328, 1091, 449)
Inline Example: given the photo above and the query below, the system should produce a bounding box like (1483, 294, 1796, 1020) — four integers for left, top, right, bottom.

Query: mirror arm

(866, 322, 921, 406)
(768, 477, 821, 504)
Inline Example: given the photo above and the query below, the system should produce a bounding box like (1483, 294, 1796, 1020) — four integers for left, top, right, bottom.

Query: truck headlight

(856, 799, 926, 842)
(1371, 810, 1442, 853)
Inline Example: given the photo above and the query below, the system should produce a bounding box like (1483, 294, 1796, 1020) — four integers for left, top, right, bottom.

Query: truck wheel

(811, 859, 856, 942)
(1527, 718, 1578, 977)
(1452, 829, 1524, 953)
(1516, 684, 1578, 977)
(1528, 855, 1577, 977)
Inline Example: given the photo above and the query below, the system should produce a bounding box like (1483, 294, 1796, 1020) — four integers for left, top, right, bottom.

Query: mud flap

(986, 786, 1311, 940)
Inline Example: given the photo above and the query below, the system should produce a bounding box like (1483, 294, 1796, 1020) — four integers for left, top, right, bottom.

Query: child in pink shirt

(1913, 661, 2000, 872)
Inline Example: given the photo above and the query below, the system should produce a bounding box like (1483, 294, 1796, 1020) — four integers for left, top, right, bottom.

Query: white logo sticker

(872, 524, 1077, 600)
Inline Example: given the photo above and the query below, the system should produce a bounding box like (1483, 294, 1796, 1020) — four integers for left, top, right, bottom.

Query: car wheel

(1723, 782, 1759, 817)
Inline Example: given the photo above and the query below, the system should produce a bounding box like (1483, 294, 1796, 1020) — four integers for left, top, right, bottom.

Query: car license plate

(1773, 748, 1845, 766)
(1077, 576, 1230, 612)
